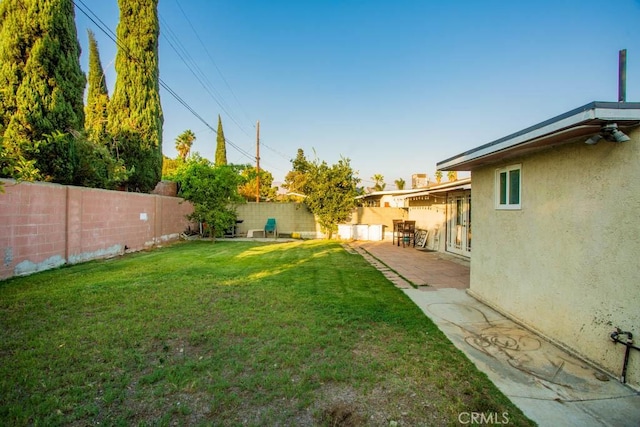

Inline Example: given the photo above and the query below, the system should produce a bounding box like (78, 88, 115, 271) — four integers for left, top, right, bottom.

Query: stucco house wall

(407, 204, 447, 251)
(348, 206, 407, 228)
(355, 184, 467, 250)
(468, 127, 640, 387)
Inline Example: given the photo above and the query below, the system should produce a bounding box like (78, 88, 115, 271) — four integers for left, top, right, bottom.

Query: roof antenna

(618, 49, 627, 102)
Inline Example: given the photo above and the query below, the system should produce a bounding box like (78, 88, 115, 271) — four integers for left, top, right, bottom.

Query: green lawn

(0, 240, 534, 426)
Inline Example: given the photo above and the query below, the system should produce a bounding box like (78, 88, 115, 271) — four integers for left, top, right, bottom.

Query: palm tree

(372, 174, 386, 191)
(395, 178, 405, 190)
(447, 170, 458, 182)
(175, 129, 196, 161)
(435, 170, 443, 184)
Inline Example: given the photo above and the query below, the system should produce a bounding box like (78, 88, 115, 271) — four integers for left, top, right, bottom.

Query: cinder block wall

(0, 180, 193, 280)
(0, 180, 68, 277)
(0, 181, 452, 279)
(235, 202, 320, 237)
(233, 203, 447, 247)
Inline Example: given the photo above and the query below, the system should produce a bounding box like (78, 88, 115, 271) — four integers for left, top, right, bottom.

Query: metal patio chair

(264, 218, 277, 238)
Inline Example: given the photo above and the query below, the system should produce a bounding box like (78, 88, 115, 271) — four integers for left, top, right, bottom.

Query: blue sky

(74, 0, 640, 189)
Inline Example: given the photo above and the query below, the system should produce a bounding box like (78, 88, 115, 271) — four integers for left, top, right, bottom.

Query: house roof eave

(356, 188, 429, 200)
(437, 101, 640, 171)
(398, 177, 472, 200)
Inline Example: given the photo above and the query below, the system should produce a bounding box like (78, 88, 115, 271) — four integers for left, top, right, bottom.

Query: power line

(159, 13, 251, 138)
(73, 0, 255, 163)
(160, 81, 254, 160)
(260, 140, 291, 162)
(75, 0, 294, 175)
(74, 0, 119, 47)
(173, 0, 255, 132)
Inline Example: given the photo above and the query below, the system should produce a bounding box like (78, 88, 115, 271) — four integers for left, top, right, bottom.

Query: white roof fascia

(437, 102, 640, 171)
(357, 188, 429, 199)
(424, 177, 471, 191)
(596, 107, 640, 120)
(400, 182, 471, 200)
(437, 109, 594, 171)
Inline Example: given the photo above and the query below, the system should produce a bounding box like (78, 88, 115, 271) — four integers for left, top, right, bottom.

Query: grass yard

(0, 240, 534, 426)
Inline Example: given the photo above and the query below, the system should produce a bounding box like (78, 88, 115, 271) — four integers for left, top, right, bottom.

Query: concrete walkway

(351, 241, 640, 427)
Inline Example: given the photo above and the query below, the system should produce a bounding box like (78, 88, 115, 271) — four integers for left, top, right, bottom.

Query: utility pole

(256, 120, 260, 203)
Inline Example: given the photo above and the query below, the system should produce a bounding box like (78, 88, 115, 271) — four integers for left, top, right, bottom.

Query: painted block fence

(0, 180, 194, 280)
(1, 181, 449, 280)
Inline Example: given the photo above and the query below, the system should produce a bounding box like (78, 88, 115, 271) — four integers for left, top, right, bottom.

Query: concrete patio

(351, 241, 470, 289)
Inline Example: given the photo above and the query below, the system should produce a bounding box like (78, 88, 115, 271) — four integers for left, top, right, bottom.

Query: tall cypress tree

(0, 1, 23, 139)
(107, 0, 163, 192)
(0, 0, 86, 183)
(215, 114, 227, 166)
(85, 29, 109, 143)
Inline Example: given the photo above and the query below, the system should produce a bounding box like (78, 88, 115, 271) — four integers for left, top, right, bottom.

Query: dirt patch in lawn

(314, 382, 447, 426)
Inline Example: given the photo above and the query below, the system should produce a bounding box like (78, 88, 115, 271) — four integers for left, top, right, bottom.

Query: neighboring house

(356, 179, 472, 254)
(437, 101, 640, 388)
(403, 178, 471, 257)
(351, 189, 426, 242)
(356, 189, 425, 208)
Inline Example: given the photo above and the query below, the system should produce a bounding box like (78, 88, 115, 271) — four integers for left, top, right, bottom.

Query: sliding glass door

(447, 191, 471, 257)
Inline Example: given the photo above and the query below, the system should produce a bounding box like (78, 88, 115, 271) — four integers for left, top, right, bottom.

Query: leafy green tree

(175, 129, 195, 161)
(282, 148, 310, 196)
(161, 155, 183, 180)
(372, 174, 386, 191)
(0, 135, 41, 191)
(435, 170, 443, 184)
(447, 170, 458, 182)
(39, 131, 78, 184)
(215, 115, 227, 166)
(0, 135, 42, 182)
(73, 132, 129, 189)
(85, 29, 109, 143)
(174, 157, 244, 240)
(0, 0, 86, 184)
(303, 156, 360, 239)
(395, 178, 406, 190)
(107, 0, 162, 192)
(237, 165, 277, 201)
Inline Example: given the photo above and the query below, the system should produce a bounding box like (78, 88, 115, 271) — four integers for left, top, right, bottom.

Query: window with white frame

(495, 164, 521, 209)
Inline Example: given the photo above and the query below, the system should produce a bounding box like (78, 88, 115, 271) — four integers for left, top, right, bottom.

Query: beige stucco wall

(469, 127, 640, 388)
(378, 194, 406, 208)
(348, 206, 407, 227)
(407, 203, 447, 251)
(349, 203, 446, 248)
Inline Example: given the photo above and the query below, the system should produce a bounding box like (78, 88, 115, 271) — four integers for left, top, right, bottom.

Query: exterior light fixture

(585, 123, 630, 144)
(603, 124, 631, 142)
